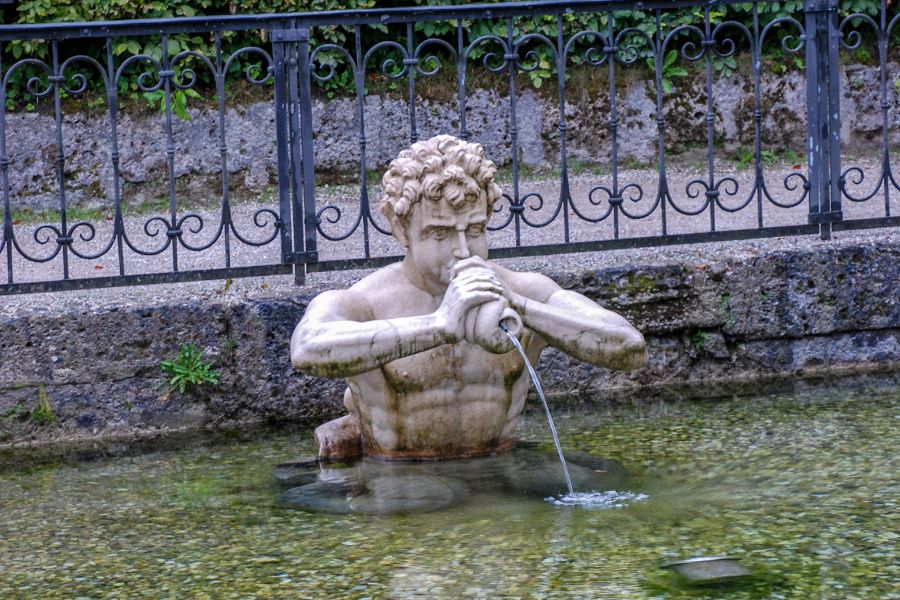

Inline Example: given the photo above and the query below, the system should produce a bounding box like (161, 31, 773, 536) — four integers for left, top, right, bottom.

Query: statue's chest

(382, 342, 524, 393)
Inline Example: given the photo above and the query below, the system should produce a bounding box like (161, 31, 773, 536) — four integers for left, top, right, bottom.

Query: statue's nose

(452, 230, 470, 259)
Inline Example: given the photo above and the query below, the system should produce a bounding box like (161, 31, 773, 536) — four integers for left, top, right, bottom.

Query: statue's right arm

(290, 290, 453, 378)
(291, 268, 501, 377)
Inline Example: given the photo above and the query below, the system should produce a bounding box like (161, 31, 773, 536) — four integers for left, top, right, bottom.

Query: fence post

(804, 0, 843, 240)
(272, 27, 312, 285)
(272, 34, 294, 272)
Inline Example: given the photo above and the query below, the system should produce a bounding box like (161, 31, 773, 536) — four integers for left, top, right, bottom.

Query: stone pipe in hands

(453, 260, 523, 354)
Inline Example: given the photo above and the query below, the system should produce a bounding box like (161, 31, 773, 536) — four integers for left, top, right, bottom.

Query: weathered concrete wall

(0, 240, 897, 447)
(5, 64, 895, 211)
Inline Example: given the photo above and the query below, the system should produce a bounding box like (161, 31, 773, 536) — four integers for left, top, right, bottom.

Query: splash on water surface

(547, 490, 649, 508)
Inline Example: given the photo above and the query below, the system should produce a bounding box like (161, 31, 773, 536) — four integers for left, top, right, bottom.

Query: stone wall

(5, 64, 896, 211)
(0, 239, 897, 447)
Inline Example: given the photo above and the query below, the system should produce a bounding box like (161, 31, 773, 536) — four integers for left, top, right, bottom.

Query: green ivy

(1, 0, 886, 111)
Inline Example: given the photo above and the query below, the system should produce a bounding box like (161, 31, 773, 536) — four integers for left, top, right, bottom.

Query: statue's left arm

(501, 269, 647, 371)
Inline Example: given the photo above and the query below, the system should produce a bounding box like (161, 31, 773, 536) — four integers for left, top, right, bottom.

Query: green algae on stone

(0, 384, 898, 599)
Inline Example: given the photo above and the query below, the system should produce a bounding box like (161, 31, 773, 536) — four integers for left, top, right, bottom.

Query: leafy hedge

(1, 0, 884, 111)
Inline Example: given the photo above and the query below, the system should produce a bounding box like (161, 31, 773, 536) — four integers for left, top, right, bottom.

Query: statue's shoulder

(350, 263, 429, 317)
(490, 262, 560, 303)
(349, 263, 410, 298)
(304, 266, 404, 321)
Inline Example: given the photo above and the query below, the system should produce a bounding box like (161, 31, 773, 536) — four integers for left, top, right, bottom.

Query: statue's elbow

(290, 333, 324, 375)
(290, 344, 314, 373)
(620, 331, 647, 371)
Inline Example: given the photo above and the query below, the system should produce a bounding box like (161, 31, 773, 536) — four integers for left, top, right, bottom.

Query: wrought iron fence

(0, 0, 898, 295)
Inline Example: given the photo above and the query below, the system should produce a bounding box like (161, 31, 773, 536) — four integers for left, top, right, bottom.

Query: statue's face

(404, 193, 489, 287)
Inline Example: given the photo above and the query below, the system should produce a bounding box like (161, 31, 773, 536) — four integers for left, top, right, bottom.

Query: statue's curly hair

(380, 135, 502, 236)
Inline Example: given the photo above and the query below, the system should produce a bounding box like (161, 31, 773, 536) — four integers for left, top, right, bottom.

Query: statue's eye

(430, 229, 449, 240)
(467, 225, 485, 237)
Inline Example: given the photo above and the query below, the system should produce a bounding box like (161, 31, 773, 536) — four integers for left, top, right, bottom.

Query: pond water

(1, 383, 898, 599)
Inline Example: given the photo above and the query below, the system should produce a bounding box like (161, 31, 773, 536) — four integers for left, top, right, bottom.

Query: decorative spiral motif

(487, 193, 515, 231)
(513, 34, 557, 73)
(230, 208, 281, 247)
(520, 191, 562, 228)
(839, 14, 879, 50)
(465, 35, 511, 74)
(413, 38, 456, 77)
(67, 220, 119, 260)
(614, 28, 653, 66)
(840, 166, 884, 203)
(115, 55, 165, 93)
(3, 59, 53, 99)
(663, 25, 707, 63)
(760, 17, 806, 53)
(565, 30, 609, 67)
(59, 56, 109, 96)
(6, 222, 63, 265)
(315, 204, 365, 242)
(310, 45, 357, 83)
(364, 41, 409, 80)
(618, 183, 659, 220)
(223, 47, 273, 85)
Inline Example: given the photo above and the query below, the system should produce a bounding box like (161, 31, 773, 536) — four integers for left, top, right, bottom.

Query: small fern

(160, 343, 221, 395)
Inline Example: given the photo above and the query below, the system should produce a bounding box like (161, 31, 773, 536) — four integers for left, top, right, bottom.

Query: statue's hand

(450, 258, 524, 353)
(436, 257, 504, 342)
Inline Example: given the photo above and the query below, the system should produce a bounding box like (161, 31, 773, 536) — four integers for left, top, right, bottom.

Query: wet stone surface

(1, 383, 898, 598)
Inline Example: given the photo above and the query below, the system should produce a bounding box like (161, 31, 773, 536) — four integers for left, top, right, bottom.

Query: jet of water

(501, 323, 574, 496)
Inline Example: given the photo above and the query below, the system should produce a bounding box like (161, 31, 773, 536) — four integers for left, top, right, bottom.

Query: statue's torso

(345, 268, 538, 459)
(347, 340, 531, 459)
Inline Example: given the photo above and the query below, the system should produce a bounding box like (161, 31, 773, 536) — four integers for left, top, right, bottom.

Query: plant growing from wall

(32, 386, 56, 426)
(649, 50, 689, 95)
(691, 330, 709, 351)
(159, 343, 221, 395)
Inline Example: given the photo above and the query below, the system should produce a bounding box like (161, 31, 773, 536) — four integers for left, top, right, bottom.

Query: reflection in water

(276, 448, 636, 514)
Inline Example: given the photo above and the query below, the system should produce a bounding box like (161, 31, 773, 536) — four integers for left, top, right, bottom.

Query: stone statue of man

(291, 135, 646, 461)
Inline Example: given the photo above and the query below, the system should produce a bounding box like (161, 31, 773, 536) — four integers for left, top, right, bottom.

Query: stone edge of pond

(3, 370, 898, 472)
(0, 238, 897, 453)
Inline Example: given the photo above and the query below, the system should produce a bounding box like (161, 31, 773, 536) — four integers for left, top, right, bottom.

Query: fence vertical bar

(456, 24, 469, 141)
(555, 14, 570, 244)
(297, 27, 318, 279)
(355, 26, 371, 259)
(105, 38, 126, 277)
(213, 33, 233, 269)
(703, 7, 717, 233)
(654, 11, 668, 237)
(159, 35, 182, 271)
(0, 41, 14, 284)
(406, 22, 418, 144)
(50, 40, 70, 279)
(752, 3, 764, 229)
(607, 12, 621, 240)
(878, 0, 891, 217)
(824, 0, 842, 238)
(506, 17, 522, 246)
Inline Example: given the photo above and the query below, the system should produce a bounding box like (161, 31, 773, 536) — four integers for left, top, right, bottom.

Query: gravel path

(1, 158, 897, 318)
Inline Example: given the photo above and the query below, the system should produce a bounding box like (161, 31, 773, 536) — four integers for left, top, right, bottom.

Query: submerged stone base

(0, 239, 897, 448)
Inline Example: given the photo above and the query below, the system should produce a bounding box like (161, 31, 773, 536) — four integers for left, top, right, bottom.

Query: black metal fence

(0, 0, 898, 294)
